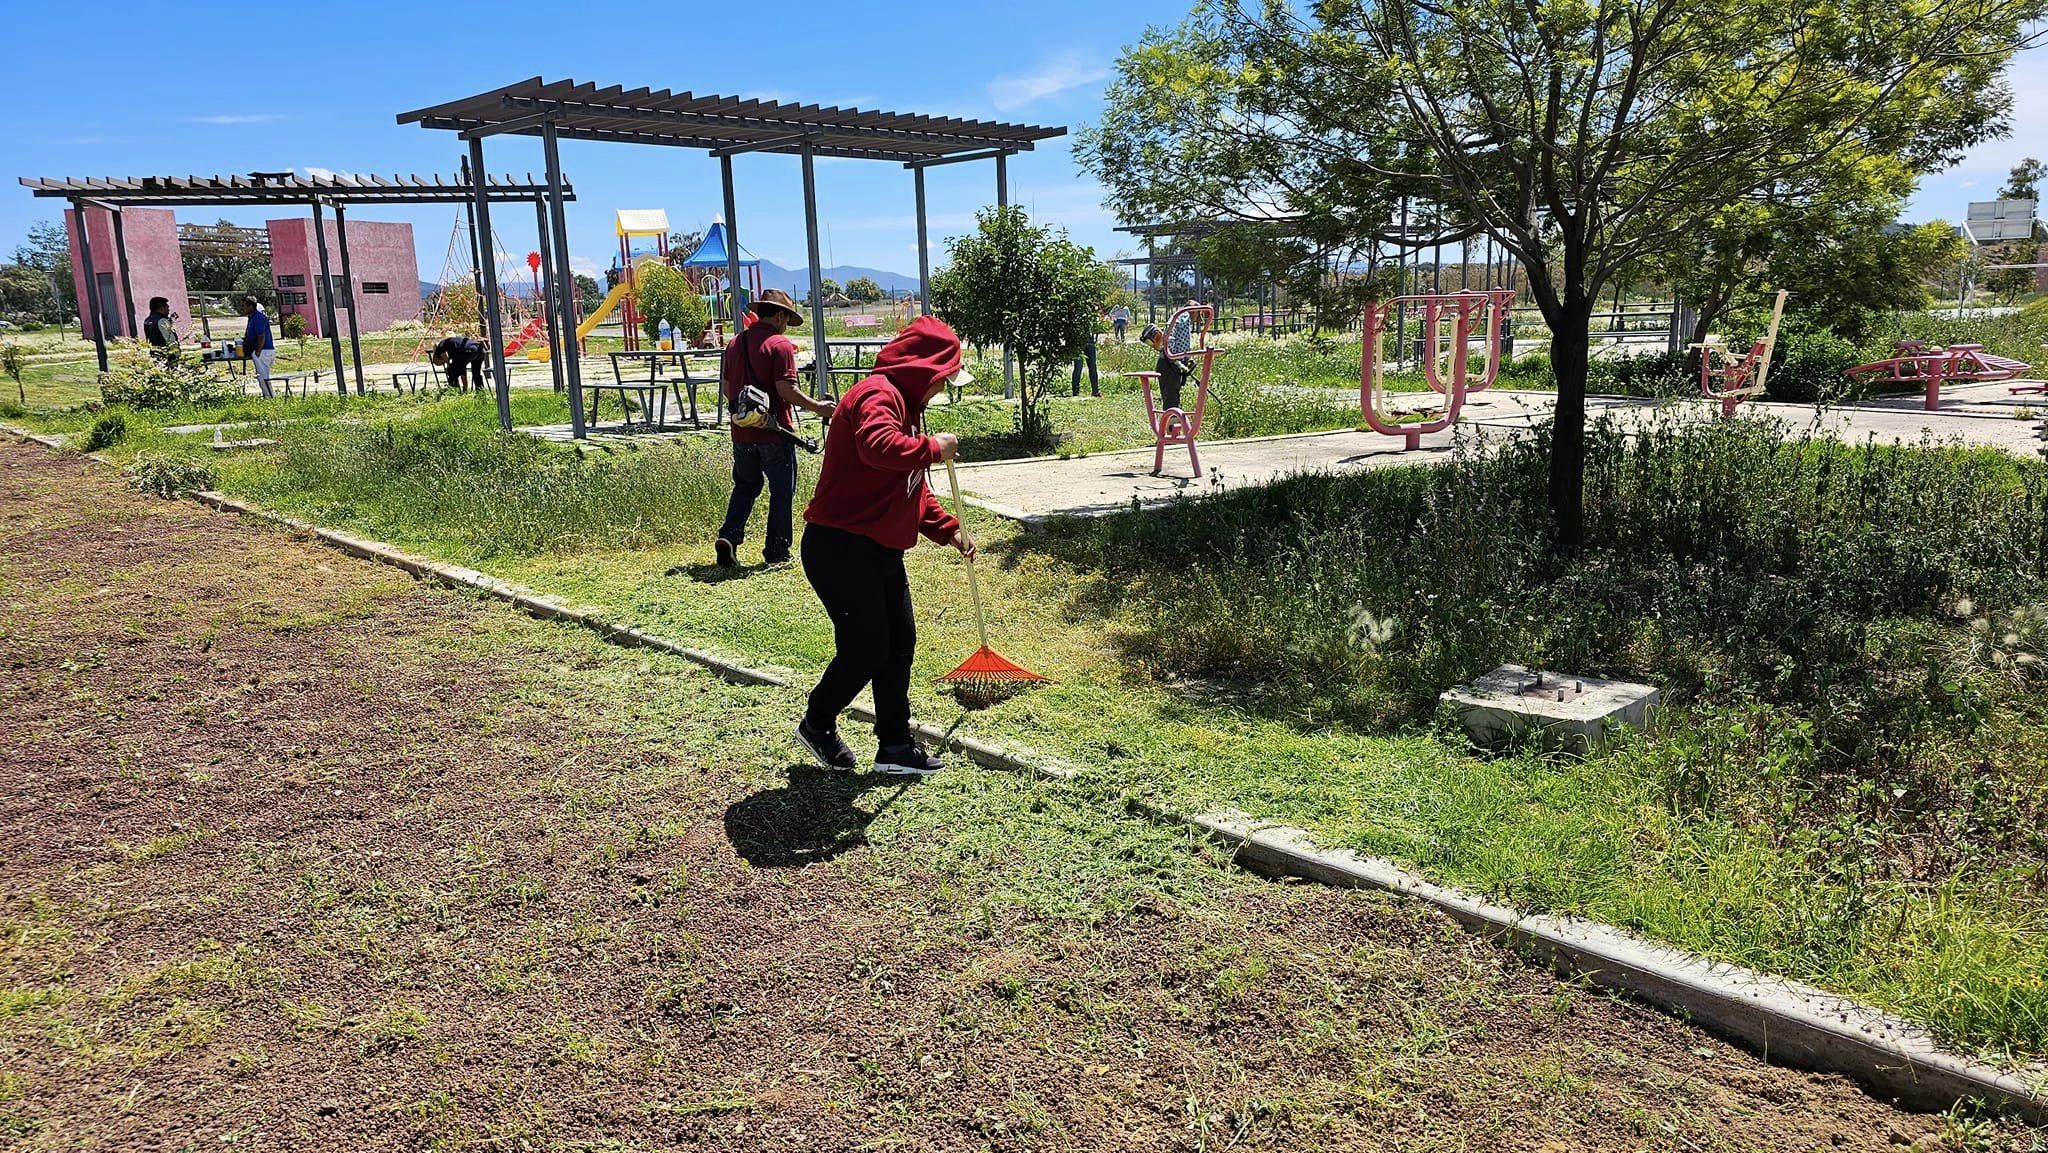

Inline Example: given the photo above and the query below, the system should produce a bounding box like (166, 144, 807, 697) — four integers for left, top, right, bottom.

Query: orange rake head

(936, 643, 1048, 708)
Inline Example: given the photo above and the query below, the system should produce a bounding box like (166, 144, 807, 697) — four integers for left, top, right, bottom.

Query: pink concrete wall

(66, 206, 189, 340)
(266, 217, 419, 337)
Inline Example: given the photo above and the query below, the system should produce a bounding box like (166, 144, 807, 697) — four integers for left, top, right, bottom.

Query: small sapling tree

(1, 341, 25, 404)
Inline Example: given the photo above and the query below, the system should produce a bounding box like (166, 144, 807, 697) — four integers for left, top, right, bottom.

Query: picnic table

(594, 348, 726, 429)
(811, 337, 893, 396)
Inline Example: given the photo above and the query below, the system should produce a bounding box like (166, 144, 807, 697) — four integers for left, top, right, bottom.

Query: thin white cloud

(299, 166, 360, 183)
(987, 54, 1110, 111)
(569, 256, 603, 277)
(188, 114, 287, 125)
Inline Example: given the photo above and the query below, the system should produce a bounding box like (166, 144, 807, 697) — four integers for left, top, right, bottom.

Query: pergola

(397, 77, 1065, 437)
(20, 170, 575, 428)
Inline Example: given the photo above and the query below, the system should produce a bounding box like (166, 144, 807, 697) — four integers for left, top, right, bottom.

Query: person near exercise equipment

(1140, 322, 1190, 410)
(793, 315, 975, 776)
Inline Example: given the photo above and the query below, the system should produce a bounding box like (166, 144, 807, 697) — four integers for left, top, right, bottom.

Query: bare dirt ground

(0, 439, 2034, 1151)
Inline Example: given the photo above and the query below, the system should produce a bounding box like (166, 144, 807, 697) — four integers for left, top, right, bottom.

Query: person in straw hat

(715, 289, 836, 568)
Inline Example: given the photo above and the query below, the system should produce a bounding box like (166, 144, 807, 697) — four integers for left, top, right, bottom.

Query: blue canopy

(681, 220, 759, 269)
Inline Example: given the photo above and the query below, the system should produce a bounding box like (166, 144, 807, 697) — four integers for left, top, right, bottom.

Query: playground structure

(1133, 304, 1220, 476)
(1844, 340, 2036, 411)
(1360, 289, 1516, 450)
(677, 217, 763, 340)
(1693, 289, 1788, 417)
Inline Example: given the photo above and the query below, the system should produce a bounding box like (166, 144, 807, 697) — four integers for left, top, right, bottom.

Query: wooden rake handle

(942, 456, 991, 651)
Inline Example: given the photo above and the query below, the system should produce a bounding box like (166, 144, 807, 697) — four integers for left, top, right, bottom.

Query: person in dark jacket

(430, 332, 489, 391)
(143, 297, 180, 360)
(1140, 322, 1190, 410)
(793, 315, 973, 776)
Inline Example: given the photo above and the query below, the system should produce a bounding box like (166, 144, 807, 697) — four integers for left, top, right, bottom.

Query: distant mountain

(757, 262, 921, 298)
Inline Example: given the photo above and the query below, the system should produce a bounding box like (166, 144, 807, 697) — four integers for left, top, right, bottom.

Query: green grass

(10, 331, 2045, 1059)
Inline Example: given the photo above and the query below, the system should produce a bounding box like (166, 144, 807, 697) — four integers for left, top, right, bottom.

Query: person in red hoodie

(794, 316, 975, 775)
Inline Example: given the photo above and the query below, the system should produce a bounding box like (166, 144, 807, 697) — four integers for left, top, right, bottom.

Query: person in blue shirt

(237, 295, 276, 398)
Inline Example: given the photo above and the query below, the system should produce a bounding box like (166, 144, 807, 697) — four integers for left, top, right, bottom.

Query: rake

(935, 456, 1049, 703)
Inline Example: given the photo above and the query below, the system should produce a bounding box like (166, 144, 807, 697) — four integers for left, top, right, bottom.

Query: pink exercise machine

(1133, 304, 1220, 476)
(1693, 289, 1787, 417)
(1360, 289, 1516, 450)
(1844, 340, 2034, 411)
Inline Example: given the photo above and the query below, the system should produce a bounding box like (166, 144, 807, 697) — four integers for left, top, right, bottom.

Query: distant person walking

(715, 288, 836, 568)
(430, 331, 488, 391)
(1109, 302, 1130, 343)
(237, 296, 275, 398)
(793, 315, 973, 775)
(142, 297, 180, 361)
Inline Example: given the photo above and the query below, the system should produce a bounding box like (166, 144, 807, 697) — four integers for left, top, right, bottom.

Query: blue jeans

(719, 439, 798, 560)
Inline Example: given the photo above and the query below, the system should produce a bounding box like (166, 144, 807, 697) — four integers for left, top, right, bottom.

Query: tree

(232, 268, 273, 307)
(633, 262, 710, 343)
(180, 219, 271, 293)
(574, 273, 603, 317)
(11, 219, 75, 321)
(663, 230, 706, 268)
(1085, 0, 2041, 548)
(1, 342, 25, 404)
(844, 276, 884, 303)
(930, 206, 1118, 447)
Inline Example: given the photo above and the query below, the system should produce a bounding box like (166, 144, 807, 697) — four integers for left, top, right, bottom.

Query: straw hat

(753, 289, 804, 326)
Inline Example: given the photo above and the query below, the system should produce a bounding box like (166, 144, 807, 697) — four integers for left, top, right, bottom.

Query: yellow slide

(524, 281, 631, 362)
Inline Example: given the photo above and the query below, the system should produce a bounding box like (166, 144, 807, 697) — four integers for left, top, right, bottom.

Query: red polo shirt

(722, 321, 798, 444)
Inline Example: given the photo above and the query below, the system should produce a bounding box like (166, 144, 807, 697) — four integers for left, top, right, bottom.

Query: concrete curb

(1165, 806, 2047, 1122)
(3, 424, 2036, 1120)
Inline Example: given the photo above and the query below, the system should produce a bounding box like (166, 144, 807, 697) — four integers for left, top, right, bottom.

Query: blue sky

(2, 0, 2040, 284)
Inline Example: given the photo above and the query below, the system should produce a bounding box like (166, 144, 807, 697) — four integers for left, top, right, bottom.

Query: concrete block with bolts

(1441, 664, 1658, 752)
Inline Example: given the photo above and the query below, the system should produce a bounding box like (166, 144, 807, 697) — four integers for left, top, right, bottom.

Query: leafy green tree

(232, 268, 273, 307)
(1086, 0, 2040, 547)
(663, 230, 706, 268)
(633, 262, 710, 342)
(180, 219, 271, 293)
(2, 341, 26, 404)
(573, 273, 603, 317)
(10, 220, 74, 321)
(931, 206, 1118, 447)
(843, 276, 884, 304)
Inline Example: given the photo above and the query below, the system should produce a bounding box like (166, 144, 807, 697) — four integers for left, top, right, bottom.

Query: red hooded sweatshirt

(803, 316, 964, 551)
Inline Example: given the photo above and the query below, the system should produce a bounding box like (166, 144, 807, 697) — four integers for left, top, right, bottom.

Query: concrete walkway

(957, 387, 2047, 523)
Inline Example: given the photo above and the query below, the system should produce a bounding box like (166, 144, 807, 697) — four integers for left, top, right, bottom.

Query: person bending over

(430, 331, 488, 391)
(793, 315, 974, 776)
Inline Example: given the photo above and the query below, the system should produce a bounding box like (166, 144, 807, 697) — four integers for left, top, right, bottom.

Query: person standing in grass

(715, 289, 835, 568)
(793, 315, 973, 776)
(1109, 302, 1130, 342)
(143, 297, 180, 362)
(237, 295, 275, 398)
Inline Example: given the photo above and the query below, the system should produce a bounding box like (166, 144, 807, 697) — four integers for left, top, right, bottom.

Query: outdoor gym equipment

(1693, 289, 1787, 417)
(1844, 340, 2034, 411)
(1132, 304, 1220, 476)
(1360, 289, 1516, 450)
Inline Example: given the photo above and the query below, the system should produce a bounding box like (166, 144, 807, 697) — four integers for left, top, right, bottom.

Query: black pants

(445, 357, 483, 391)
(802, 523, 915, 746)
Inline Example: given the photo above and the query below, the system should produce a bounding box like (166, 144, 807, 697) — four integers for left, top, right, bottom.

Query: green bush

(633, 263, 710, 344)
(79, 412, 126, 452)
(123, 452, 217, 499)
(98, 344, 239, 410)
(1586, 350, 1692, 397)
(1762, 328, 1864, 403)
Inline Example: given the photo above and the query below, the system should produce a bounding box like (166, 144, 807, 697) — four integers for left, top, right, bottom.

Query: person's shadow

(723, 765, 914, 868)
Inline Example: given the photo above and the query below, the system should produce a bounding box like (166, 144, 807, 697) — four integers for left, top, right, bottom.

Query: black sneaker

(873, 741, 946, 776)
(714, 537, 737, 568)
(795, 719, 857, 771)
(761, 552, 791, 567)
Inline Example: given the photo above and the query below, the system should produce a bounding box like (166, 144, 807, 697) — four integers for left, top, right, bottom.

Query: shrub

(633, 263, 709, 344)
(123, 452, 217, 499)
(1586, 350, 1691, 397)
(381, 319, 427, 338)
(79, 412, 127, 452)
(98, 343, 239, 410)
(1763, 329, 1863, 403)
(282, 313, 308, 349)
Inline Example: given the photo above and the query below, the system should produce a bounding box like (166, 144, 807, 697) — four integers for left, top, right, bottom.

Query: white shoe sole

(871, 758, 946, 776)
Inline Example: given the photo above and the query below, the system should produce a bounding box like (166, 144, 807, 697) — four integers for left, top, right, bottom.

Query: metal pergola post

(308, 199, 347, 395)
(997, 152, 1012, 399)
(73, 201, 109, 371)
(720, 154, 743, 425)
(801, 142, 830, 398)
(913, 165, 931, 317)
(542, 119, 586, 437)
(333, 202, 366, 395)
(107, 206, 136, 339)
(534, 197, 565, 395)
(459, 155, 486, 304)
(467, 140, 511, 427)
